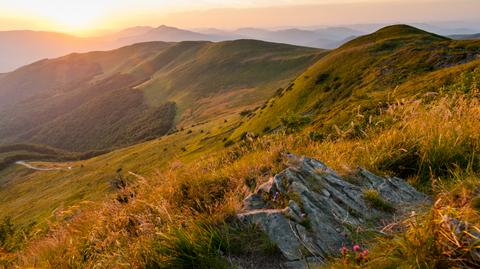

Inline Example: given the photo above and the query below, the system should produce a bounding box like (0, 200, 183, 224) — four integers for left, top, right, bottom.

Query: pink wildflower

(340, 246, 348, 256)
(353, 245, 361, 252)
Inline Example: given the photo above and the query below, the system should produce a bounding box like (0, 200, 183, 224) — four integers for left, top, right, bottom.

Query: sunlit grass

(1, 89, 475, 268)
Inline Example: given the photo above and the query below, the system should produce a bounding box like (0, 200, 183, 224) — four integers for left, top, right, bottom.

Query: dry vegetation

(1, 26, 479, 269)
(1, 80, 479, 268)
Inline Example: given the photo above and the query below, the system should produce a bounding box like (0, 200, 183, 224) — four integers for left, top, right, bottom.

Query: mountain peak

(375, 24, 440, 37)
(157, 25, 177, 30)
(341, 24, 448, 49)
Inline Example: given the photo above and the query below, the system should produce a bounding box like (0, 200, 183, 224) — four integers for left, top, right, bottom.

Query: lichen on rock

(238, 154, 429, 267)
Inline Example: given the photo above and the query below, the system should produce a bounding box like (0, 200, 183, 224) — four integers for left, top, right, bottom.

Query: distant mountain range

(449, 33, 480, 40)
(229, 27, 362, 49)
(0, 25, 358, 72)
(1, 24, 479, 73)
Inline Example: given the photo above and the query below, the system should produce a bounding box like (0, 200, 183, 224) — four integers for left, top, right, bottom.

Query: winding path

(15, 161, 72, 171)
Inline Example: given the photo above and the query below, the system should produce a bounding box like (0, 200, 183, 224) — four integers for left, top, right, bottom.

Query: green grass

(0, 114, 241, 227)
(233, 25, 480, 138)
(0, 40, 322, 152)
(1, 25, 480, 268)
(145, 220, 278, 269)
(0, 143, 107, 172)
(139, 40, 325, 127)
(8, 85, 478, 267)
(362, 189, 395, 212)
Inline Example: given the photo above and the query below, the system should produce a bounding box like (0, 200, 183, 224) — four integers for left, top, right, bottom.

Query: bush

(309, 131, 325, 142)
(280, 113, 311, 132)
(239, 109, 253, 117)
(0, 217, 14, 247)
(315, 73, 330, 84)
(224, 140, 234, 147)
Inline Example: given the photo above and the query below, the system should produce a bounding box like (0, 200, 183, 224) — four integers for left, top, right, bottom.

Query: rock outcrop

(238, 154, 428, 267)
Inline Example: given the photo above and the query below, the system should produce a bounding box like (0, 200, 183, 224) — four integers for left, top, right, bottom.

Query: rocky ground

(238, 154, 429, 268)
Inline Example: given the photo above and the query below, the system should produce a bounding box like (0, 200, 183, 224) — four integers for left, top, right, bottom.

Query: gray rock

(238, 154, 429, 266)
(243, 194, 266, 210)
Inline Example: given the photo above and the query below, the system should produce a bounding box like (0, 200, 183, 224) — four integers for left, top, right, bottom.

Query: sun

(50, 11, 99, 32)
(32, 1, 106, 33)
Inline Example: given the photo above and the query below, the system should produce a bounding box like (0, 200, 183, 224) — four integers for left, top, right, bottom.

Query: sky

(0, 0, 479, 35)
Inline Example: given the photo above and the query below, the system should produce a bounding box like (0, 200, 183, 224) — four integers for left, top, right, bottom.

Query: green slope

(3, 25, 479, 228)
(234, 25, 480, 136)
(0, 144, 75, 171)
(0, 114, 241, 226)
(0, 42, 174, 151)
(0, 40, 323, 152)
(136, 40, 326, 126)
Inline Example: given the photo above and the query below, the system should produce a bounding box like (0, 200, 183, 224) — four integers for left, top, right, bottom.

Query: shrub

(239, 110, 253, 117)
(243, 177, 257, 191)
(273, 88, 284, 97)
(280, 113, 311, 132)
(224, 140, 234, 147)
(0, 217, 14, 247)
(315, 73, 330, 84)
(309, 131, 325, 142)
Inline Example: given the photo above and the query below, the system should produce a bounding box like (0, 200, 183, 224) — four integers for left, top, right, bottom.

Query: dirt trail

(15, 161, 72, 171)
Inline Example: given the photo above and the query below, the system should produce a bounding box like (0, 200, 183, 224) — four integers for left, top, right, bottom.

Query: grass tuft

(363, 189, 395, 213)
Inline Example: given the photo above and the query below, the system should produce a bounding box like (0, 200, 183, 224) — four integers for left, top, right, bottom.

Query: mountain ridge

(0, 39, 323, 151)
(1, 24, 480, 268)
(0, 25, 360, 72)
(234, 24, 479, 136)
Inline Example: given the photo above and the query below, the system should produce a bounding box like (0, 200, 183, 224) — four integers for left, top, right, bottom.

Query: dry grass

(352, 174, 480, 269)
(2, 90, 479, 268)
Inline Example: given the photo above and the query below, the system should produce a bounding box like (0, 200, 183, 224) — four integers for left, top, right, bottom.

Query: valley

(0, 40, 323, 152)
(0, 23, 479, 268)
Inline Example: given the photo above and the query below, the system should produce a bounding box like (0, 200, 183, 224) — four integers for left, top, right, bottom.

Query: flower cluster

(340, 244, 369, 265)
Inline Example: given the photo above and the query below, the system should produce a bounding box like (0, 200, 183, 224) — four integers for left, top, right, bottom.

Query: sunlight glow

(37, 2, 105, 32)
(0, 0, 479, 35)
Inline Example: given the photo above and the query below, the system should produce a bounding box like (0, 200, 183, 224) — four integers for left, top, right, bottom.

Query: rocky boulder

(238, 154, 428, 267)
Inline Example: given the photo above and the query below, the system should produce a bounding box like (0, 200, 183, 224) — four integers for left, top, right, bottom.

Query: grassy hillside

(0, 42, 173, 151)
(1, 25, 479, 268)
(4, 79, 479, 268)
(136, 40, 325, 126)
(0, 144, 107, 172)
(0, 40, 322, 151)
(0, 113, 243, 227)
(234, 25, 480, 137)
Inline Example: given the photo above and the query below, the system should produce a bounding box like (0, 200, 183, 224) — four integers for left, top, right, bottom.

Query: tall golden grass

(3, 90, 480, 268)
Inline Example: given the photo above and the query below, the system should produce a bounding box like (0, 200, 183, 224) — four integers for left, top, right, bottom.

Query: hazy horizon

(1, 0, 479, 36)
